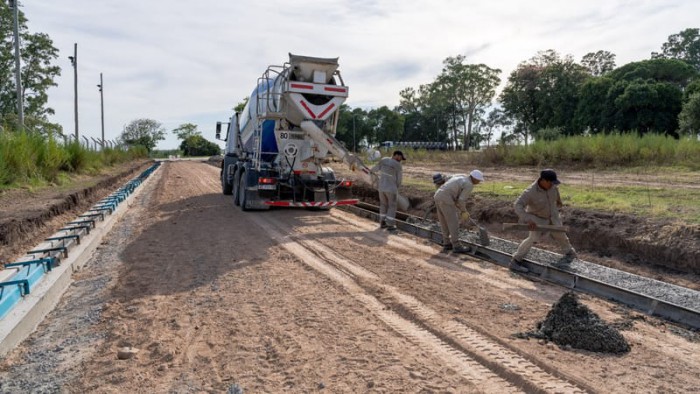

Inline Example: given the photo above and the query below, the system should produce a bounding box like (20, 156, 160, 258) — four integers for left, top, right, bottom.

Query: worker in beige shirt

(510, 169, 577, 273)
(370, 150, 405, 231)
(433, 170, 484, 253)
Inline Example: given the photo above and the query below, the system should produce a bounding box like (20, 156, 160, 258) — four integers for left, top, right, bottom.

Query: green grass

(389, 134, 700, 224)
(0, 129, 148, 190)
(467, 180, 700, 225)
(398, 134, 700, 170)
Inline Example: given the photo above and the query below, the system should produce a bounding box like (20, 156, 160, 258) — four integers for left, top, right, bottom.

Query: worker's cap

(540, 169, 560, 184)
(469, 169, 485, 182)
(432, 173, 446, 184)
(393, 150, 406, 161)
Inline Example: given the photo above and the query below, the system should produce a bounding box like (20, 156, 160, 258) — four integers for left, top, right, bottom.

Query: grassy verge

(0, 130, 148, 190)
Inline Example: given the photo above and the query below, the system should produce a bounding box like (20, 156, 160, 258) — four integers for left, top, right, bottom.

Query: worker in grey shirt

(510, 169, 577, 273)
(371, 150, 405, 231)
(433, 170, 484, 253)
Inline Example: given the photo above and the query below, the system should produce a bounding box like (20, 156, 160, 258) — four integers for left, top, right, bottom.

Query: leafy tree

(336, 105, 371, 151)
(396, 87, 422, 140)
(120, 118, 165, 152)
(418, 83, 453, 145)
(179, 134, 220, 156)
(575, 59, 699, 136)
(536, 56, 589, 135)
(499, 64, 541, 145)
(367, 106, 404, 145)
(574, 77, 614, 134)
(172, 123, 200, 140)
(499, 50, 583, 144)
(435, 55, 501, 149)
(678, 93, 700, 136)
(652, 28, 700, 71)
(609, 58, 696, 87)
(234, 97, 248, 113)
(685, 78, 700, 99)
(581, 50, 616, 76)
(397, 85, 450, 144)
(481, 108, 512, 147)
(0, 2, 61, 131)
(613, 80, 683, 136)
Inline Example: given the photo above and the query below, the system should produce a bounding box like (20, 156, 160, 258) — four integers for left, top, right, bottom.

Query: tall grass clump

(1, 128, 149, 189)
(37, 134, 69, 183)
(63, 139, 92, 172)
(0, 130, 43, 184)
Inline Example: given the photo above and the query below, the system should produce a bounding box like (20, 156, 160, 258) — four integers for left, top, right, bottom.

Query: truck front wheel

(232, 169, 241, 206)
(239, 172, 250, 211)
(222, 168, 233, 195)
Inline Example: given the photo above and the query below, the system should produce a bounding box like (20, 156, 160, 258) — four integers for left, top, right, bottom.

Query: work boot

(509, 259, 529, 273)
(564, 249, 578, 259)
(440, 244, 453, 253)
(386, 225, 398, 232)
(452, 245, 471, 254)
(379, 221, 388, 229)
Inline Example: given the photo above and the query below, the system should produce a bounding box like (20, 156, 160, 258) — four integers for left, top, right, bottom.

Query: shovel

(468, 217, 490, 246)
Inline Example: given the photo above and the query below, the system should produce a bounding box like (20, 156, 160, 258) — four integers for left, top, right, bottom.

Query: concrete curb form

(0, 164, 162, 357)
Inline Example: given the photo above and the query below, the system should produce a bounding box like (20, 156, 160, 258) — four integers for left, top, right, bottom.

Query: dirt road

(1, 161, 699, 392)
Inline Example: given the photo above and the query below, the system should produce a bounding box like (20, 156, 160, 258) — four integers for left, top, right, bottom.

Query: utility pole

(10, 0, 24, 130)
(97, 73, 105, 146)
(68, 43, 78, 139)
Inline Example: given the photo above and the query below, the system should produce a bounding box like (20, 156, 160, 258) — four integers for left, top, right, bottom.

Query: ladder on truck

(252, 65, 288, 171)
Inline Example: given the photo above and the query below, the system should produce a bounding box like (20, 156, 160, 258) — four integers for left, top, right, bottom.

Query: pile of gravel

(522, 292, 630, 354)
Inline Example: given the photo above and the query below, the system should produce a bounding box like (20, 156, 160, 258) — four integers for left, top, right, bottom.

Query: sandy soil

(1, 160, 699, 393)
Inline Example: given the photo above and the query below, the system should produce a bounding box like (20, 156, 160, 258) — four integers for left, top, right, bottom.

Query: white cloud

(20, 0, 700, 149)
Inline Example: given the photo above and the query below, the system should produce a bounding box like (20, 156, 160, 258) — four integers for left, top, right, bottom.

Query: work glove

(460, 211, 470, 225)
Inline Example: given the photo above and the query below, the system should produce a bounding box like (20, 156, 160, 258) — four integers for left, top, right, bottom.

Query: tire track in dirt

(327, 209, 563, 301)
(268, 213, 587, 393)
(251, 213, 521, 393)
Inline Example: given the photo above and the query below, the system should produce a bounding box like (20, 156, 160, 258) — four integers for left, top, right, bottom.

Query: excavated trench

(350, 183, 700, 278)
(0, 160, 153, 264)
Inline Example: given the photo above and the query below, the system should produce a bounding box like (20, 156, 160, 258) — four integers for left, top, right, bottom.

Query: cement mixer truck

(216, 54, 377, 210)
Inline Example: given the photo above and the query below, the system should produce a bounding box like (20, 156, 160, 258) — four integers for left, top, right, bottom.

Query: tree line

(1, 2, 698, 154)
(334, 28, 700, 151)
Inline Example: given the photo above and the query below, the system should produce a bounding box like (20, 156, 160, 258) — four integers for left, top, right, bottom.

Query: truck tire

(232, 169, 241, 206)
(221, 168, 233, 195)
(239, 171, 250, 211)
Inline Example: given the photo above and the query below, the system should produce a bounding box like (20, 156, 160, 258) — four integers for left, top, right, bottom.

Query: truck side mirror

(215, 122, 221, 140)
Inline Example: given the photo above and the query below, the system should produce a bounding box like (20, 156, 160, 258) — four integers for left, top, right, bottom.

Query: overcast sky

(21, 0, 700, 149)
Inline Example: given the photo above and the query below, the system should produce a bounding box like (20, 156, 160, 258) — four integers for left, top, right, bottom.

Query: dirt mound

(524, 292, 630, 354)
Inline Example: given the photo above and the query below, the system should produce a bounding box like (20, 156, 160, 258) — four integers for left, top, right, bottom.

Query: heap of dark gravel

(520, 292, 630, 354)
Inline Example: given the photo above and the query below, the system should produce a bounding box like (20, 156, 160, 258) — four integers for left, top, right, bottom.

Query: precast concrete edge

(0, 164, 162, 358)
